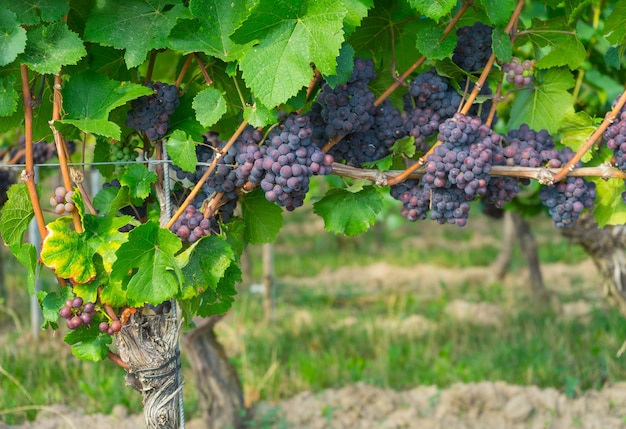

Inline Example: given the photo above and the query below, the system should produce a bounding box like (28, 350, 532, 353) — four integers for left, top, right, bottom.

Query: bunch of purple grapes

(49, 186, 75, 215)
(59, 297, 96, 330)
(315, 58, 377, 138)
(403, 68, 463, 119)
(126, 81, 179, 141)
(10, 136, 76, 165)
(99, 319, 122, 336)
(538, 145, 596, 228)
(502, 58, 534, 88)
(452, 22, 493, 72)
(259, 114, 333, 210)
(170, 205, 216, 244)
(389, 179, 430, 222)
(603, 96, 626, 170)
(233, 126, 265, 187)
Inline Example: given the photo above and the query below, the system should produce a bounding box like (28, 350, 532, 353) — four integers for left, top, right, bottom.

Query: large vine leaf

(0, 9, 27, 67)
(232, 0, 347, 107)
(19, 22, 86, 74)
(313, 184, 383, 236)
(0, 183, 33, 249)
(6, 0, 69, 25)
(84, 0, 188, 69)
(168, 0, 253, 61)
(478, 0, 515, 25)
(519, 18, 586, 70)
(56, 70, 153, 139)
(507, 68, 575, 134)
(192, 88, 228, 128)
(120, 164, 158, 199)
(408, 0, 456, 22)
(591, 178, 626, 227)
(177, 235, 236, 299)
(181, 264, 241, 319)
(64, 323, 112, 362)
(82, 214, 131, 272)
(240, 188, 283, 245)
(110, 222, 183, 307)
(604, 1, 626, 45)
(40, 218, 97, 284)
(166, 130, 197, 173)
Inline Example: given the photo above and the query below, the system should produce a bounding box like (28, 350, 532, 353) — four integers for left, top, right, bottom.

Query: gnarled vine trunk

(116, 313, 182, 429)
(184, 315, 245, 429)
(562, 213, 626, 317)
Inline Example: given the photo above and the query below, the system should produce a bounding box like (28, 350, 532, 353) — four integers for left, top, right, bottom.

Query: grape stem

(175, 54, 194, 89)
(50, 73, 83, 233)
(331, 162, 626, 184)
(19, 65, 47, 241)
(194, 53, 213, 85)
(108, 351, 129, 370)
(145, 51, 157, 84)
(553, 88, 626, 183)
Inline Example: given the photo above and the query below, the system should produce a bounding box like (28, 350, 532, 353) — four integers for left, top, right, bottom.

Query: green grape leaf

(559, 112, 597, 163)
(120, 164, 158, 200)
(243, 103, 278, 128)
(507, 68, 574, 134)
(41, 218, 97, 284)
(168, 0, 252, 61)
(168, 91, 206, 142)
(350, 2, 420, 78)
(520, 18, 585, 70)
(19, 22, 86, 74)
(591, 178, 626, 227)
(232, 0, 346, 107)
(240, 188, 283, 245)
(64, 324, 112, 362)
(342, 0, 372, 35)
(192, 88, 227, 128)
(479, 0, 515, 25)
(491, 26, 512, 62)
(72, 255, 108, 304)
(6, 0, 69, 25)
(415, 24, 456, 60)
(190, 264, 241, 317)
(222, 217, 246, 260)
(93, 185, 132, 217)
(15, 243, 38, 295)
(166, 130, 197, 173)
(605, 1, 626, 45)
(313, 185, 383, 236)
(56, 71, 153, 139)
(110, 221, 183, 307)
(83, 214, 131, 272)
(84, 0, 188, 69)
(408, 0, 456, 22)
(37, 287, 74, 329)
(177, 235, 235, 299)
(323, 43, 355, 88)
(0, 183, 33, 249)
(0, 9, 27, 67)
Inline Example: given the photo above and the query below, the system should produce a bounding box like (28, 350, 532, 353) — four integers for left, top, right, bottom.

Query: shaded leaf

(0, 9, 27, 67)
(313, 185, 383, 236)
(64, 323, 112, 362)
(408, 0, 456, 22)
(120, 164, 157, 199)
(167, 130, 197, 173)
(240, 188, 283, 245)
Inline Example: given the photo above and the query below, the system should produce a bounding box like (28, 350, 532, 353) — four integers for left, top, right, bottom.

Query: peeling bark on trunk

(116, 312, 181, 429)
(562, 213, 626, 317)
(184, 315, 245, 429)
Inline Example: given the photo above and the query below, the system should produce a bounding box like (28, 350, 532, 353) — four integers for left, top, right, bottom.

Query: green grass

(1, 207, 624, 425)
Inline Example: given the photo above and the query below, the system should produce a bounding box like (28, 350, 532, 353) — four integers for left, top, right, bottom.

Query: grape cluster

(260, 114, 333, 210)
(111, 139, 139, 162)
(538, 145, 596, 228)
(170, 205, 216, 244)
(315, 58, 377, 138)
(126, 82, 179, 141)
(389, 179, 430, 222)
(49, 186, 75, 215)
(539, 177, 596, 228)
(99, 319, 122, 336)
(404, 69, 463, 119)
(603, 97, 626, 170)
(452, 22, 493, 72)
(10, 136, 76, 165)
(233, 127, 265, 187)
(59, 297, 96, 330)
(502, 58, 534, 88)
(0, 168, 16, 207)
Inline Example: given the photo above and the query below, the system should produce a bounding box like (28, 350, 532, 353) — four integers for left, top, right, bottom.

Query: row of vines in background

(0, 0, 625, 426)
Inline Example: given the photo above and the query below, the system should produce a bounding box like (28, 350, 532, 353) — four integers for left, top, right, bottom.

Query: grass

(0, 205, 623, 425)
